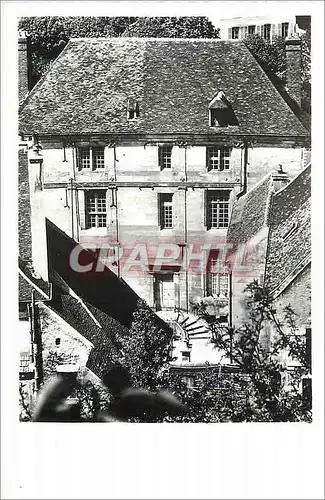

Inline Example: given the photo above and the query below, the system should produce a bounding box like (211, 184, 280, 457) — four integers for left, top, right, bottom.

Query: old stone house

(18, 33, 311, 384)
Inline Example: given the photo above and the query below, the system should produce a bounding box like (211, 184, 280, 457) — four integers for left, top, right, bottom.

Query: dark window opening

(85, 190, 107, 229)
(19, 302, 29, 321)
(248, 25, 256, 35)
(181, 351, 191, 363)
(128, 99, 140, 120)
(231, 27, 239, 39)
(281, 22, 289, 38)
(263, 24, 271, 40)
(55, 338, 61, 346)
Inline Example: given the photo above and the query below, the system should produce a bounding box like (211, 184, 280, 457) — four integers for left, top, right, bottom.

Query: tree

(114, 298, 173, 391)
(203, 281, 312, 422)
(244, 32, 311, 113)
(18, 16, 219, 87)
(123, 16, 219, 39)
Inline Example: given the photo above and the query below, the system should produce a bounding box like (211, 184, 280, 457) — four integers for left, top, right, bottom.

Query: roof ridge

(273, 163, 311, 197)
(69, 37, 238, 42)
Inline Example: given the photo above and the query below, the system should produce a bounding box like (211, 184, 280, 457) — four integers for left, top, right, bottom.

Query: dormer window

(209, 92, 238, 127)
(127, 99, 140, 120)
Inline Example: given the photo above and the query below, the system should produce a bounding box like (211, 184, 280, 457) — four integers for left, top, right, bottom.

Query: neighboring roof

(19, 256, 52, 301)
(19, 38, 307, 137)
(264, 164, 311, 294)
(227, 173, 274, 251)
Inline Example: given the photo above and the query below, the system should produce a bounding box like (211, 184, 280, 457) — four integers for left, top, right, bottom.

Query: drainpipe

(31, 290, 44, 390)
(113, 145, 120, 278)
(228, 270, 233, 363)
(237, 139, 248, 199)
(184, 146, 189, 313)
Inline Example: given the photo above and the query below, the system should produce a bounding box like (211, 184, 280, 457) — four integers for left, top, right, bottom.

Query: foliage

(191, 281, 311, 422)
(18, 16, 219, 86)
(19, 384, 34, 422)
(123, 16, 219, 39)
(244, 32, 311, 113)
(114, 299, 173, 391)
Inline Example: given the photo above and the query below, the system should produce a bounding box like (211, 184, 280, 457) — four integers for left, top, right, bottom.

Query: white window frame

(79, 146, 105, 171)
(159, 145, 172, 169)
(206, 190, 230, 229)
(207, 147, 231, 171)
(159, 193, 173, 229)
(231, 26, 240, 39)
(85, 190, 107, 229)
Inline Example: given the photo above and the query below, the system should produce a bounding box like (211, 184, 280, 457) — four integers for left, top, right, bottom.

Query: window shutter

(153, 278, 161, 311)
(256, 25, 262, 36)
(271, 24, 277, 40)
(204, 190, 208, 227)
(277, 23, 282, 37)
(78, 190, 86, 230)
(157, 193, 162, 227)
(288, 22, 295, 37)
(76, 147, 82, 171)
(206, 147, 210, 171)
(228, 27, 232, 39)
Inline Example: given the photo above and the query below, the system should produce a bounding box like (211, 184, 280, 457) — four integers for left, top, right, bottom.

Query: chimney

(18, 30, 29, 103)
(271, 166, 290, 192)
(285, 35, 302, 106)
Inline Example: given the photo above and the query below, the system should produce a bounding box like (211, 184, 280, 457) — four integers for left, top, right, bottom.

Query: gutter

(237, 139, 248, 199)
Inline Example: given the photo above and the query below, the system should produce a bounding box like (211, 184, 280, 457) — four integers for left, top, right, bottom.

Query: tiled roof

(264, 165, 311, 293)
(46, 292, 126, 378)
(19, 256, 52, 302)
(19, 38, 306, 137)
(46, 218, 171, 378)
(227, 173, 274, 251)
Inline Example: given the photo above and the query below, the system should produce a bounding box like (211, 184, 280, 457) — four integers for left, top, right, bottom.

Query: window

(207, 147, 231, 171)
(206, 190, 230, 229)
(207, 250, 229, 296)
(159, 145, 172, 169)
(55, 338, 61, 346)
(20, 352, 31, 373)
(159, 193, 173, 229)
(181, 351, 191, 363)
(207, 251, 229, 296)
(248, 25, 256, 35)
(263, 24, 271, 40)
(181, 376, 195, 389)
(78, 146, 105, 171)
(231, 27, 239, 39)
(85, 190, 107, 228)
(19, 302, 29, 321)
(127, 99, 140, 119)
(281, 22, 289, 38)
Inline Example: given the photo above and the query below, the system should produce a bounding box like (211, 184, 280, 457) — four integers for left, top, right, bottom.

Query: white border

(1, 2, 324, 499)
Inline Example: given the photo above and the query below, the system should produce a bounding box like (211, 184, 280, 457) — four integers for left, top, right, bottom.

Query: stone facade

(27, 138, 307, 315)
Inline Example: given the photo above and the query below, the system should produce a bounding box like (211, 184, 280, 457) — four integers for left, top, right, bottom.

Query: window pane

(80, 148, 91, 169)
(207, 148, 220, 170)
(231, 27, 239, 39)
(160, 193, 173, 228)
(93, 147, 105, 169)
(159, 146, 172, 169)
(85, 191, 107, 228)
(207, 191, 230, 229)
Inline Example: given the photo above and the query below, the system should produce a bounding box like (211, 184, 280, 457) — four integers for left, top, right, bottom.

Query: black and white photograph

(1, 0, 324, 498)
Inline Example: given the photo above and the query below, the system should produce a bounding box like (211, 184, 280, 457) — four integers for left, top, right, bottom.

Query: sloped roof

(19, 38, 306, 137)
(264, 165, 311, 294)
(227, 173, 274, 251)
(19, 256, 52, 302)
